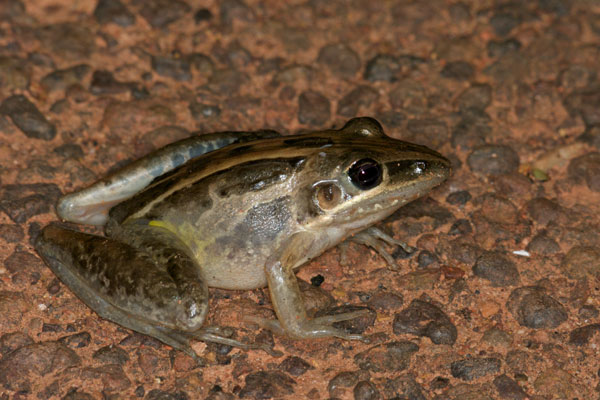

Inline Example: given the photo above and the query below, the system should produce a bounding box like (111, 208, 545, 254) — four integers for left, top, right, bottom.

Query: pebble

(353, 380, 380, 400)
(493, 374, 528, 400)
(0, 223, 24, 243)
(0, 56, 30, 90)
(337, 86, 378, 117)
(393, 299, 457, 345)
(467, 145, 520, 176)
(92, 345, 130, 365)
(298, 90, 330, 125)
(450, 357, 501, 381)
(455, 83, 492, 111)
(238, 371, 296, 399)
(440, 61, 475, 81)
(94, 0, 135, 27)
(568, 152, 600, 192)
(473, 251, 520, 287)
(278, 356, 313, 377)
(559, 246, 600, 280)
(317, 43, 360, 77)
(151, 54, 192, 81)
(506, 286, 567, 329)
(0, 95, 56, 140)
(139, 0, 190, 28)
(451, 108, 492, 149)
(354, 341, 419, 373)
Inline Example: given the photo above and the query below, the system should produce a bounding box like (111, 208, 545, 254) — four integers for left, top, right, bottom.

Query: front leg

(254, 232, 370, 341)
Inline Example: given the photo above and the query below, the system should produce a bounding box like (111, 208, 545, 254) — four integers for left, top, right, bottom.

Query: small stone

(451, 108, 492, 149)
(354, 341, 419, 373)
(559, 246, 600, 280)
(90, 70, 133, 94)
(0, 224, 24, 243)
(569, 323, 600, 346)
(376, 110, 406, 128)
(0, 332, 33, 356)
(490, 12, 520, 36)
(0, 95, 56, 140)
(450, 357, 501, 381)
(0, 56, 29, 90)
(205, 68, 247, 94)
(365, 291, 404, 311)
(298, 90, 330, 126)
(406, 118, 448, 148)
(482, 328, 512, 348)
(220, 0, 254, 26)
(151, 54, 191, 81)
(389, 79, 428, 114)
(467, 145, 520, 176)
(455, 83, 492, 111)
(507, 286, 567, 329)
(393, 300, 457, 345)
(440, 61, 475, 81)
(317, 43, 360, 77)
(278, 356, 313, 377)
(53, 143, 84, 159)
(58, 332, 91, 349)
(564, 90, 600, 126)
(526, 233, 560, 255)
(473, 251, 520, 287)
(578, 304, 599, 320)
(487, 38, 522, 58)
(238, 371, 296, 399)
(364, 54, 400, 82)
(337, 86, 378, 117)
(382, 375, 426, 400)
(138, 0, 191, 28)
(94, 0, 135, 26)
(568, 152, 600, 192)
(446, 190, 472, 206)
(0, 183, 62, 223)
(353, 380, 380, 400)
(448, 219, 473, 236)
(493, 374, 528, 399)
(194, 8, 212, 23)
(81, 364, 131, 393)
(525, 197, 567, 226)
(579, 125, 600, 150)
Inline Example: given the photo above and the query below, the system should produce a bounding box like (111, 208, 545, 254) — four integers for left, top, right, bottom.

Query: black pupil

(349, 158, 382, 190)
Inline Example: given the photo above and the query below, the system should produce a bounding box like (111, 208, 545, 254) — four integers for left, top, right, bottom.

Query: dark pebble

(354, 341, 419, 373)
(440, 61, 475, 81)
(317, 43, 360, 77)
(0, 342, 81, 392)
(206, 68, 247, 94)
(375, 110, 406, 128)
(220, 0, 255, 26)
(526, 233, 560, 255)
(46, 278, 61, 295)
(151, 54, 192, 81)
(212, 40, 252, 68)
(53, 143, 84, 159)
(450, 357, 501, 381)
(559, 65, 596, 91)
(467, 145, 520, 176)
(0, 332, 33, 356)
(563, 89, 600, 127)
(298, 90, 330, 126)
(365, 290, 403, 311)
(578, 304, 599, 320)
(310, 274, 324, 286)
(417, 250, 438, 268)
(353, 380, 380, 400)
(406, 118, 448, 148)
(390, 197, 453, 228)
(493, 374, 528, 399)
(430, 376, 449, 390)
(278, 356, 313, 377)
(455, 83, 492, 111)
(507, 286, 567, 329)
(578, 125, 600, 149)
(0, 95, 56, 140)
(559, 246, 600, 280)
(448, 218, 474, 236)
(93, 345, 131, 365)
(139, 0, 191, 28)
(525, 197, 567, 226)
(42, 323, 62, 332)
(41, 64, 91, 92)
(0, 55, 29, 90)
(145, 389, 188, 400)
(37, 23, 94, 60)
(364, 54, 399, 82)
(473, 251, 520, 287)
(451, 108, 492, 149)
(82, 364, 132, 393)
(567, 152, 600, 192)
(490, 12, 520, 36)
(539, 0, 570, 15)
(487, 38, 522, 58)
(446, 190, 472, 206)
(328, 371, 365, 395)
(4, 249, 45, 285)
(0, 183, 62, 223)
(393, 299, 457, 345)
(90, 70, 134, 94)
(389, 79, 427, 114)
(50, 99, 69, 114)
(94, 0, 135, 26)
(187, 53, 215, 75)
(569, 323, 600, 346)
(382, 375, 426, 400)
(58, 332, 91, 349)
(337, 85, 378, 117)
(62, 389, 95, 400)
(194, 8, 212, 23)
(189, 102, 221, 120)
(0, 223, 24, 243)
(238, 371, 296, 399)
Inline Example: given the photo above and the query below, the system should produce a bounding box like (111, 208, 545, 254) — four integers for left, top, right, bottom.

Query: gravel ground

(1, 0, 600, 399)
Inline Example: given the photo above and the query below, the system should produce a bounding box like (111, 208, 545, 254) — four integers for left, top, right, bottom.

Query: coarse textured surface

(1, 0, 600, 399)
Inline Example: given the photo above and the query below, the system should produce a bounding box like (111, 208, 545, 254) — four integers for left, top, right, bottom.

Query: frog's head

(300, 117, 451, 236)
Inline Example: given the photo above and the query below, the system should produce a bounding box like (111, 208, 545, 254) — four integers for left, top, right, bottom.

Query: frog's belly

(200, 254, 269, 290)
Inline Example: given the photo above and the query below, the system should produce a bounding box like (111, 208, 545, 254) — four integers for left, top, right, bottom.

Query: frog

(35, 117, 450, 360)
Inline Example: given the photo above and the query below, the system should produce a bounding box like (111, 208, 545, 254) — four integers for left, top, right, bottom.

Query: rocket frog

(35, 117, 450, 359)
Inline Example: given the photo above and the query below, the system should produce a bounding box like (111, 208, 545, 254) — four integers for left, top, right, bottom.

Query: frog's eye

(314, 182, 343, 210)
(348, 158, 382, 190)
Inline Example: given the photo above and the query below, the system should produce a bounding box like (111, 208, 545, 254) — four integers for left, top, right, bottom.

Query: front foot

(246, 309, 371, 342)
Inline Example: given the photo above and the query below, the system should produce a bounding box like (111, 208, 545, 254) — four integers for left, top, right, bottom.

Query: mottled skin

(35, 117, 450, 359)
